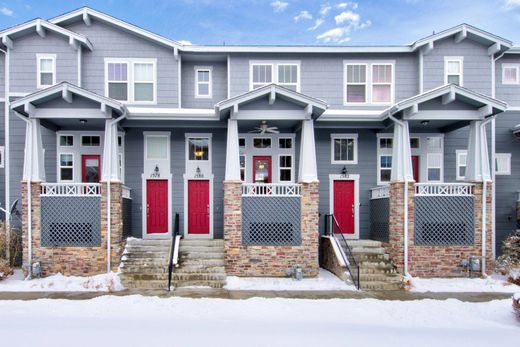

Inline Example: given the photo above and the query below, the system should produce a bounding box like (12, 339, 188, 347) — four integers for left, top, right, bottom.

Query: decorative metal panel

(370, 197, 389, 242)
(41, 196, 101, 247)
(242, 196, 301, 246)
(414, 196, 474, 246)
(122, 197, 132, 239)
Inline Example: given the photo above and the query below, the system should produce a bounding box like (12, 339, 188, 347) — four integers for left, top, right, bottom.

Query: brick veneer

(22, 181, 124, 276)
(321, 236, 348, 281)
(384, 181, 493, 277)
(224, 181, 320, 277)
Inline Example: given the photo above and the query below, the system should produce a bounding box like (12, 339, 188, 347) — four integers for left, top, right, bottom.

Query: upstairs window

(106, 59, 156, 103)
(372, 64, 393, 103)
(250, 61, 300, 91)
(496, 153, 511, 175)
(344, 62, 394, 104)
(502, 64, 519, 85)
(277, 64, 298, 90)
(195, 67, 212, 98)
(37, 54, 56, 88)
(134, 63, 155, 102)
(345, 64, 367, 103)
(444, 57, 463, 86)
(251, 64, 273, 89)
(107, 62, 129, 101)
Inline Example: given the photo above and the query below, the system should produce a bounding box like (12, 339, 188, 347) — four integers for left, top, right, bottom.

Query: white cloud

(316, 27, 351, 43)
(178, 40, 193, 45)
(505, 0, 520, 8)
(270, 0, 289, 13)
(294, 10, 312, 22)
(0, 6, 14, 16)
(335, 11, 359, 24)
(308, 18, 325, 31)
(336, 2, 358, 9)
(320, 4, 332, 16)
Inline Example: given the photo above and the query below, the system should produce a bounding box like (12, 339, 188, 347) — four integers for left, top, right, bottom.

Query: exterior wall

(0, 102, 4, 220)
(64, 19, 179, 107)
(181, 60, 227, 108)
(423, 38, 492, 95)
(496, 55, 520, 106)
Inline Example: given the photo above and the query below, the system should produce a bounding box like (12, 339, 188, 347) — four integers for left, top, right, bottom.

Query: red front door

(188, 180, 210, 234)
(252, 156, 272, 183)
(412, 156, 420, 182)
(333, 180, 355, 235)
(146, 180, 168, 234)
(82, 155, 101, 183)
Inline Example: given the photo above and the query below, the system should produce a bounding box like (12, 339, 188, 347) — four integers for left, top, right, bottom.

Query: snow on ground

(408, 274, 520, 293)
(225, 269, 356, 291)
(0, 269, 123, 292)
(0, 295, 518, 347)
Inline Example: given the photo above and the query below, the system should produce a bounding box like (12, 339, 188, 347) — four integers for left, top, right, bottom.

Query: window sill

(331, 160, 358, 165)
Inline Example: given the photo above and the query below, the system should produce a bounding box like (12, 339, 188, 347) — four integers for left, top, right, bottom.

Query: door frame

(183, 174, 214, 239)
(252, 155, 272, 183)
(329, 174, 360, 239)
(81, 154, 101, 183)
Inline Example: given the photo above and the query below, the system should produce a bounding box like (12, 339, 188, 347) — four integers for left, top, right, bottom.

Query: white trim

(249, 60, 301, 92)
(58, 153, 74, 182)
(329, 174, 360, 240)
(104, 58, 157, 105)
(36, 54, 56, 89)
(0, 146, 4, 168)
(278, 154, 294, 182)
(456, 149, 468, 181)
(444, 56, 464, 86)
(194, 66, 213, 99)
(330, 133, 358, 165)
(426, 152, 443, 182)
(502, 63, 520, 85)
(343, 60, 395, 106)
(495, 153, 511, 175)
(178, 56, 182, 108)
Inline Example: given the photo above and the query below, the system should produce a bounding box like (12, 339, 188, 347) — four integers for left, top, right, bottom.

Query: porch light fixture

(194, 150, 204, 158)
(421, 120, 429, 126)
(341, 166, 349, 178)
(79, 119, 87, 125)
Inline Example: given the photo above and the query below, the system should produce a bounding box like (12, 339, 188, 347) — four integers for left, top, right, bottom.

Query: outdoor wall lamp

(79, 119, 87, 125)
(421, 120, 429, 126)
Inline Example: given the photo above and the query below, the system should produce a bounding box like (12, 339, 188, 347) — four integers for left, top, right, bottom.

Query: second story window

(107, 62, 129, 101)
(250, 61, 300, 91)
(252, 64, 273, 89)
(502, 64, 519, 84)
(105, 59, 156, 103)
(277, 64, 298, 90)
(134, 63, 155, 102)
(195, 67, 212, 98)
(444, 57, 463, 86)
(344, 61, 394, 105)
(37, 54, 56, 88)
(372, 64, 392, 103)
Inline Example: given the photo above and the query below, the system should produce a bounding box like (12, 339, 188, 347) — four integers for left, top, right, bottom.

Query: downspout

(480, 115, 495, 274)
(1, 47, 9, 258)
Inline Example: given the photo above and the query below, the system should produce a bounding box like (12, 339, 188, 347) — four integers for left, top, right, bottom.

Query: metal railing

(241, 183, 302, 197)
(371, 186, 390, 199)
(41, 183, 101, 196)
(324, 214, 360, 290)
(415, 183, 474, 196)
(167, 213, 180, 291)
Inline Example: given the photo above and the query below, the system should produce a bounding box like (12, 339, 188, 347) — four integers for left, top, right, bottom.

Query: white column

(298, 119, 318, 183)
(22, 118, 45, 182)
(225, 118, 241, 181)
(101, 119, 120, 182)
(391, 120, 414, 181)
(465, 120, 491, 181)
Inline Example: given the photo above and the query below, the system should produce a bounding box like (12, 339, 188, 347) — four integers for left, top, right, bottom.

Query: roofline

(183, 45, 414, 54)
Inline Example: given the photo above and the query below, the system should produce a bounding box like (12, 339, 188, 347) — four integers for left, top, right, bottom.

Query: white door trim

(183, 174, 214, 239)
(329, 174, 360, 240)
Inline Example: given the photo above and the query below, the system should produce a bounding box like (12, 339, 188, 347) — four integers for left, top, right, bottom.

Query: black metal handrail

(324, 214, 360, 290)
(167, 213, 180, 291)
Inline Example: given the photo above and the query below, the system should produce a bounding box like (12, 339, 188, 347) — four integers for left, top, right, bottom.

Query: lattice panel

(414, 196, 474, 246)
(122, 197, 133, 239)
(370, 198, 390, 242)
(242, 196, 301, 246)
(41, 196, 101, 247)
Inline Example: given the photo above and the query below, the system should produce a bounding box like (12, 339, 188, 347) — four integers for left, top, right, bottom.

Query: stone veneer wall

(224, 181, 320, 277)
(384, 181, 493, 277)
(22, 181, 124, 276)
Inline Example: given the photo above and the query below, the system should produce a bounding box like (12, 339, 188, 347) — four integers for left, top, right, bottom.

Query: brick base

(224, 181, 320, 277)
(22, 181, 124, 277)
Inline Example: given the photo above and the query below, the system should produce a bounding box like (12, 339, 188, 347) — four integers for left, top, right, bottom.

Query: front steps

(338, 239, 402, 290)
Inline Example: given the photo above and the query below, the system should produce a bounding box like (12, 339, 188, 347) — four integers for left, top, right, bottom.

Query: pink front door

(188, 180, 210, 234)
(146, 180, 168, 234)
(333, 180, 355, 234)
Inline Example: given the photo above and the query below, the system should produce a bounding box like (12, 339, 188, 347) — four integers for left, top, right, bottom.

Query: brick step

(124, 245, 171, 252)
(344, 240, 382, 248)
(120, 260, 168, 268)
(179, 245, 224, 253)
(173, 265, 225, 273)
(179, 259, 225, 267)
(120, 273, 169, 281)
(120, 266, 169, 274)
(181, 239, 224, 246)
(121, 279, 168, 290)
(174, 280, 226, 289)
(350, 247, 386, 255)
(353, 253, 390, 262)
(126, 239, 171, 247)
(359, 267, 398, 275)
(359, 273, 400, 282)
(122, 252, 169, 259)
(179, 252, 224, 260)
(173, 273, 226, 281)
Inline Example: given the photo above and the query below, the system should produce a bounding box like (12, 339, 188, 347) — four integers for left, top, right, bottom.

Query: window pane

(380, 169, 391, 182)
(428, 153, 441, 168)
(40, 59, 53, 71)
(253, 65, 272, 84)
(427, 137, 442, 150)
(189, 138, 209, 161)
(134, 63, 153, 81)
(459, 166, 466, 178)
(82, 136, 100, 147)
(60, 135, 73, 146)
(239, 138, 246, 148)
(60, 154, 73, 166)
(278, 65, 297, 84)
(379, 138, 392, 149)
(197, 70, 209, 82)
(60, 168, 73, 181)
(447, 61, 460, 74)
(146, 136, 168, 159)
(280, 169, 291, 181)
(372, 85, 391, 102)
(372, 65, 392, 83)
(380, 155, 392, 168)
(135, 83, 154, 101)
(109, 83, 128, 100)
(40, 73, 53, 86)
(447, 75, 460, 85)
(279, 138, 292, 149)
(410, 138, 420, 149)
(198, 83, 209, 96)
(346, 85, 366, 103)
(504, 67, 518, 83)
(334, 138, 354, 161)
(108, 63, 128, 81)
(253, 138, 271, 148)
(428, 168, 441, 181)
(280, 155, 292, 168)
(346, 65, 366, 83)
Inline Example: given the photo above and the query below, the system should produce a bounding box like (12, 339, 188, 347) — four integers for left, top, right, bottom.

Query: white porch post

(22, 118, 45, 182)
(298, 119, 318, 183)
(225, 118, 241, 181)
(101, 119, 120, 182)
(390, 120, 414, 182)
(465, 120, 491, 181)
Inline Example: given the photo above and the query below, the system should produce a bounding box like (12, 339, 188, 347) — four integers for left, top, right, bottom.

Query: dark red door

(82, 155, 101, 183)
(188, 180, 210, 234)
(146, 180, 168, 234)
(333, 180, 355, 234)
(412, 156, 420, 182)
(252, 156, 272, 183)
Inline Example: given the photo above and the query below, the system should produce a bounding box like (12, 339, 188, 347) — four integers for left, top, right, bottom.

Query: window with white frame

(240, 155, 246, 181)
(331, 134, 358, 164)
(118, 135, 125, 183)
(377, 136, 393, 184)
(59, 135, 73, 147)
(444, 57, 463, 86)
(107, 62, 129, 101)
(106, 59, 156, 103)
(59, 153, 74, 181)
(134, 62, 155, 102)
(344, 62, 394, 104)
(239, 138, 246, 149)
(496, 153, 511, 175)
(37, 54, 56, 88)
(502, 64, 519, 85)
(427, 153, 442, 181)
(188, 137, 210, 161)
(345, 64, 367, 103)
(277, 64, 298, 90)
(279, 155, 292, 182)
(81, 135, 101, 147)
(279, 138, 292, 149)
(253, 138, 271, 149)
(0, 146, 4, 168)
(250, 61, 300, 91)
(146, 136, 169, 160)
(372, 64, 393, 103)
(456, 150, 467, 180)
(195, 67, 212, 98)
(251, 64, 273, 89)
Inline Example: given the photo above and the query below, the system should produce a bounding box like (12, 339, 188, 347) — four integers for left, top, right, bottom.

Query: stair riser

(174, 281, 225, 289)
(180, 253, 224, 260)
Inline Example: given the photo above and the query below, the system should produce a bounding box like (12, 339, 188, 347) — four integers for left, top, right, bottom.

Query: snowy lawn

(225, 269, 356, 291)
(0, 295, 518, 347)
(408, 274, 520, 293)
(0, 269, 123, 292)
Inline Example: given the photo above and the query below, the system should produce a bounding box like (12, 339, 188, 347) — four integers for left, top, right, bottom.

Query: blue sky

(2, 0, 520, 46)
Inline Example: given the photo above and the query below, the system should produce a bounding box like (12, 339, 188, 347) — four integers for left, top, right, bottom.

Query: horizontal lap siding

(496, 56, 520, 107)
(181, 61, 227, 108)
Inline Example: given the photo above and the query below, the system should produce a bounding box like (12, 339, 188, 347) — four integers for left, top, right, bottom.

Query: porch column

(101, 119, 120, 182)
(465, 120, 491, 181)
(22, 118, 45, 182)
(225, 118, 241, 181)
(390, 120, 414, 182)
(298, 119, 318, 182)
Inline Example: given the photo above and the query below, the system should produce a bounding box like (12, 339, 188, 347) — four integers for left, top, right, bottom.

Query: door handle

(352, 204, 355, 216)
(207, 205, 210, 214)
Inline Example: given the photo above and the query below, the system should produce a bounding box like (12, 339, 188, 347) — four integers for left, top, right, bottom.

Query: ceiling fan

(249, 121, 280, 134)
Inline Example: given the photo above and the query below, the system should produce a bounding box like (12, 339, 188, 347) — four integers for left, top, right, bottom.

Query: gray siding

(0, 54, 4, 96)
(423, 38, 492, 95)
(64, 19, 179, 107)
(496, 55, 520, 106)
(181, 61, 227, 108)
(9, 32, 78, 93)
(0, 102, 4, 220)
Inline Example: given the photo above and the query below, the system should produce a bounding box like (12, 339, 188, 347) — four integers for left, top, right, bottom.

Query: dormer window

(37, 54, 56, 88)
(444, 57, 463, 86)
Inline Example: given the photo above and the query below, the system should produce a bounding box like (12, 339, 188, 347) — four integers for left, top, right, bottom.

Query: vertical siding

(496, 55, 520, 106)
(9, 32, 77, 93)
(64, 19, 179, 107)
(181, 60, 228, 108)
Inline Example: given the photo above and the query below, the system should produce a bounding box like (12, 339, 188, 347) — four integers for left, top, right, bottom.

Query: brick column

(223, 180, 242, 275)
(21, 181, 42, 276)
(299, 181, 320, 277)
(472, 181, 494, 274)
(100, 182, 125, 272)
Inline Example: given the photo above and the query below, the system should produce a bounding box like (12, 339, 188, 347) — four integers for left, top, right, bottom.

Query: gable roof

(0, 18, 93, 50)
(49, 7, 182, 51)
